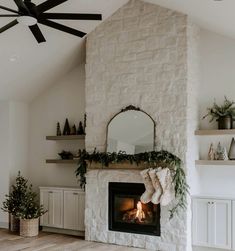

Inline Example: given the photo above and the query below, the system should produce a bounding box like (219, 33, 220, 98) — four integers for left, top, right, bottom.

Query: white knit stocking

(149, 169, 163, 204)
(157, 168, 175, 206)
(140, 168, 155, 204)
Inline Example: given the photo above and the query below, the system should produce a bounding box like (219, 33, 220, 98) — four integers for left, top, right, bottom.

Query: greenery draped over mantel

(75, 150, 189, 218)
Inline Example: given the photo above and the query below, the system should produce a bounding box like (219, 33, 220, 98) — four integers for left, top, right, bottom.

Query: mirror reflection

(107, 109, 155, 154)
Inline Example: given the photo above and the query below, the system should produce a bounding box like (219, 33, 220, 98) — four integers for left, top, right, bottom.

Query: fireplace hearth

(109, 182, 161, 236)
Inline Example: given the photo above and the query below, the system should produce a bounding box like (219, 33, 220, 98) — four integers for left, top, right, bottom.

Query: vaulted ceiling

(0, 0, 234, 102)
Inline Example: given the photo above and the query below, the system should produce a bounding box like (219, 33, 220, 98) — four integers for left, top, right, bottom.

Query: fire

(135, 201, 145, 222)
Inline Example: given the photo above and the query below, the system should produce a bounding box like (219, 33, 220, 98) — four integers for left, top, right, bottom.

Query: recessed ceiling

(0, 0, 234, 102)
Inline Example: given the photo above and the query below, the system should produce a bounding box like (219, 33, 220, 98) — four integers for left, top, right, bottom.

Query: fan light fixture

(17, 16, 37, 26)
(0, 0, 102, 43)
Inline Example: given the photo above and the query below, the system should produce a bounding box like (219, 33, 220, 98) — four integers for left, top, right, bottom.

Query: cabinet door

(40, 189, 63, 228)
(64, 190, 85, 231)
(210, 200, 231, 250)
(231, 201, 235, 250)
(192, 199, 210, 247)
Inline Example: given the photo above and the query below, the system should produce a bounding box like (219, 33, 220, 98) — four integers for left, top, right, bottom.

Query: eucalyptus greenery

(75, 149, 189, 218)
(203, 96, 235, 122)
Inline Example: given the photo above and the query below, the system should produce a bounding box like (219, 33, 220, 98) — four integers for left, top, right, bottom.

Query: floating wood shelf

(46, 159, 79, 164)
(195, 160, 235, 166)
(195, 129, 235, 136)
(46, 135, 85, 141)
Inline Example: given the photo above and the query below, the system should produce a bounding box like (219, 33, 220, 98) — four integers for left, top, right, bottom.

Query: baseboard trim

(0, 222, 9, 229)
(42, 226, 85, 237)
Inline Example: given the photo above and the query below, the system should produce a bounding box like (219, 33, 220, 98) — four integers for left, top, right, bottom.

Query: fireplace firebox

(108, 182, 160, 236)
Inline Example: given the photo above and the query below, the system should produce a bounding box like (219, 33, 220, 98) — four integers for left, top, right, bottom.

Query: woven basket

(20, 218, 39, 237)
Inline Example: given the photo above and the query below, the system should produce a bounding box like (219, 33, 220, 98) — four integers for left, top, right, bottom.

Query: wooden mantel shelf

(195, 129, 235, 136)
(46, 159, 78, 164)
(88, 161, 151, 170)
(46, 135, 85, 141)
(196, 160, 235, 166)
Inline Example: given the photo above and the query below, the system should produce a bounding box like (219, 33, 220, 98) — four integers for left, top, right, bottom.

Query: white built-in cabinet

(192, 197, 232, 250)
(40, 187, 85, 234)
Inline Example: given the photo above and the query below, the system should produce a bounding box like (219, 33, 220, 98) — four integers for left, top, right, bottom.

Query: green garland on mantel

(75, 149, 189, 218)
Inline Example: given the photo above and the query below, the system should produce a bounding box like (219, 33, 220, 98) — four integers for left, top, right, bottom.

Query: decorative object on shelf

(58, 151, 73, 160)
(63, 118, 71, 135)
(215, 142, 228, 160)
(56, 122, 62, 136)
(77, 121, 85, 135)
(228, 137, 235, 160)
(84, 114, 87, 135)
(75, 149, 188, 219)
(203, 96, 235, 129)
(221, 146, 229, 160)
(208, 143, 216, 160)
(71, 125, 77, 135)
(216, 142, 223, 160)
(1, 172, 28, 232)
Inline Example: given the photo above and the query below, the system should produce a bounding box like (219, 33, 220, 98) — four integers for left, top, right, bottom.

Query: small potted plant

(17, 184, 47, 237)
(2, 172, 28, 232)
(203, 97, 235, 129)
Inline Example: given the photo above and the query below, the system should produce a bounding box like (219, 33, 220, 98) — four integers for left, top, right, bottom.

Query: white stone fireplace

(85, 0, 199, 250)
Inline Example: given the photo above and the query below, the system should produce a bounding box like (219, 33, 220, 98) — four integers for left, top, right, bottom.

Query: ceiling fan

(0, 0, 102, 43)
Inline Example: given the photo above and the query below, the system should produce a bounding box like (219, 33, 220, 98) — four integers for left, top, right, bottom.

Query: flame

(135, 201, 145, 222)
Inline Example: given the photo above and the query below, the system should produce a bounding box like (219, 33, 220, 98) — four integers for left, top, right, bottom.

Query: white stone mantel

(85, 169, 187, 251)
(85, 0, 199, 250)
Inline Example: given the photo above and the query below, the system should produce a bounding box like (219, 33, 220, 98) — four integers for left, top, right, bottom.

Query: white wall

(197, 28, 235, 197)
(0, 101, 10, 227)
(193, 28, 235, 251)
(28, 65, 85, 189)
(0, 101, 29, 227)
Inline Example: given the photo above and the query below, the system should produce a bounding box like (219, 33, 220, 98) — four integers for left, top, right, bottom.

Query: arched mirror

(106, 106, 155, 154)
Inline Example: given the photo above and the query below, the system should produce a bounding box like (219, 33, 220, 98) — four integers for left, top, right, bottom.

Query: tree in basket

(1, 172, 28, 232)
(16, 184, 47, 237)
(203, 97, 235, 129)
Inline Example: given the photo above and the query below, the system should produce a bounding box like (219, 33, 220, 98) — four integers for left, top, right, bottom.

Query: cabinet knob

(73, 192, 78, 195)
(208, 202, 210, 204)
(49, 191, 53, 194)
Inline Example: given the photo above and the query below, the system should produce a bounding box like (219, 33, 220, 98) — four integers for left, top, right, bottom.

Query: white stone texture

(85, 0, 199, 250)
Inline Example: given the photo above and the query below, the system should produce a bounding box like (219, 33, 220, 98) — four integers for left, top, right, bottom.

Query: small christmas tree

(2, 172, 28, 217)
(56, 122, 62, 136)
(63, 118, 71, 135)
(77, 121, 85, 135)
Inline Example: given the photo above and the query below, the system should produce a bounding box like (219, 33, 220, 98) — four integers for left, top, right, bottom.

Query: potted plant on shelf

(17, 184, 47, 237)
(1, 172, 28, 232)
(203, 97, 235, 129)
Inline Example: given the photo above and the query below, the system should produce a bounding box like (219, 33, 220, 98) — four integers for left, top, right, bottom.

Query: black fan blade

(0, 5, 19, 14)
(0, 19, 18, 33)
(29, 24, 46, 43)
(0, 14, 19, 17)
(37, 0, 67, 14)
(39, 19, 86, 38)
(40, 13, 102, 20)
(13, 0, 29, 13)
